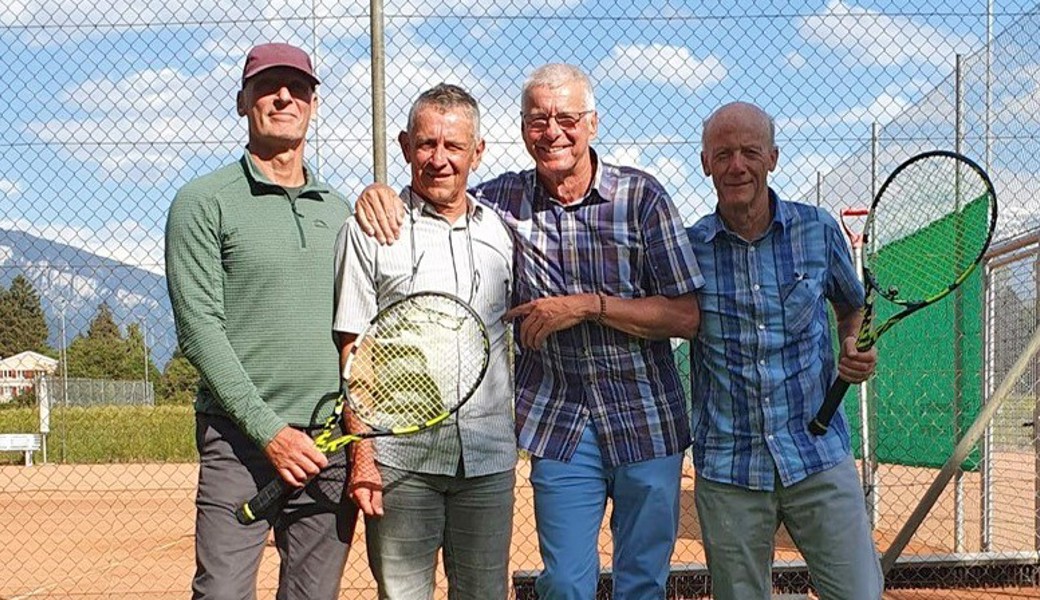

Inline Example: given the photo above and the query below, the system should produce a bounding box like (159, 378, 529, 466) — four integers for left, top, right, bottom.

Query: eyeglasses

(521, 110, 593, 132)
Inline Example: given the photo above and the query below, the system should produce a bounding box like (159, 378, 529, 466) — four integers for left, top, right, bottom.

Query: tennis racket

(236, 291, 491, 524)
(809, 150, 997, 436)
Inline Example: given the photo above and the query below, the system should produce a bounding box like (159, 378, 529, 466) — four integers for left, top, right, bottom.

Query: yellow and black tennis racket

(237, 291, 490, 524)
(809, 150, 997, 436)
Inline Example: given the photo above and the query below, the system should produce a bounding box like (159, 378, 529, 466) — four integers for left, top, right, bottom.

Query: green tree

(65, 304, 159, 382)
(157, 347, 200, 405)
(0, 275, 53, 357)
(87, 302, 120, 340)
(126, 322, 162, 385)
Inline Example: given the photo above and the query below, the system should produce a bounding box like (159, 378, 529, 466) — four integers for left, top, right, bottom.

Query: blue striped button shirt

(686, 191, 864, 490)
(474, 152, 704, 467)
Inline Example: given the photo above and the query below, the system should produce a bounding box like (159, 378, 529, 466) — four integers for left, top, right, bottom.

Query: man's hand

(504, 294, 596, 350)
(355, 183, 406, 245)
(349, 442, 384, 517)
(838, 337, 877, 383)
(263, 426, 328, 488)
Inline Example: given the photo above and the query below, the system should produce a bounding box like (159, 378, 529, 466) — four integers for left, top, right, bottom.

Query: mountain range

(0, 228, 177, 367)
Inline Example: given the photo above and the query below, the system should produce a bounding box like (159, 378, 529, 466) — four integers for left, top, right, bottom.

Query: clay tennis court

(0, 456, 1037, 599)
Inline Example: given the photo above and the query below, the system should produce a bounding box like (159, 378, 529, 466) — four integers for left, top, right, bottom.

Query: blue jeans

(365, 464, 515, 600)
(695, 457, 883, 600)
(531, 423, 683, 600)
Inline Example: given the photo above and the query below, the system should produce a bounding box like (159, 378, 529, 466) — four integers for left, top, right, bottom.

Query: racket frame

(809, 150, 997, 436)
(236, 291, 490, 524)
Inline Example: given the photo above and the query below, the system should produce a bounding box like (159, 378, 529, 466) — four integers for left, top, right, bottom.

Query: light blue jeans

(365, 464, 515, 600)
(532, 423, 683, 600)
(695, 457, 883, 600)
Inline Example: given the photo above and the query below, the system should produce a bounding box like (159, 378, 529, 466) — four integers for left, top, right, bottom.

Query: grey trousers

(192, 414, 358, 600)
(695, 457, 883, 600)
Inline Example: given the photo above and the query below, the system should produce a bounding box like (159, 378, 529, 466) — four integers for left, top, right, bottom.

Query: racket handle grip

(236, 477, 293, 525)
(809, 378, 852, 436)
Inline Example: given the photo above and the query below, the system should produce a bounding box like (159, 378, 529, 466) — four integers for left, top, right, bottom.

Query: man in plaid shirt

(687, 102, 881, 600)
(355, 64, 702, 599)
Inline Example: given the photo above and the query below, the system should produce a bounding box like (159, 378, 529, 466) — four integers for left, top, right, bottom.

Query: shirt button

(758, 323, 765, 330)
(767, 434, 774, 441)
(749, 246, 756, 252)
(759, 359, 765, 366)
(764, 396, 770, 403)
(753, 284, 761, 291)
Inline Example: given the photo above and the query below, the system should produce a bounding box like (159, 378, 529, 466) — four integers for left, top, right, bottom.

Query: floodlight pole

(311, 0, 322, 178)
(371, 0, 387, 183)
(953, 52, 966, 555)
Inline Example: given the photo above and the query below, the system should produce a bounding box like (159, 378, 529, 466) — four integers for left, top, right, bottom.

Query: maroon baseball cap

(241, 43, 319, 86)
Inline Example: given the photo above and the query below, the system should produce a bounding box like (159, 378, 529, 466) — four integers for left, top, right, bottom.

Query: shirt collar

(240, 150, 329, 196)
(704, 187, 788, 242)
(401, 186, 484, 224)
(531, 148, 611, 208)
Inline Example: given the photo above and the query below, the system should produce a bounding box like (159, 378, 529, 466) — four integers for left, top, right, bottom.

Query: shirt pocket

(780, 275, 824, 335)
(595, 232, 642, 295)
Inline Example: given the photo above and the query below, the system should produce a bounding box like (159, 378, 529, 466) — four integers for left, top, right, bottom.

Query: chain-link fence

(2, 1, 1040, 598)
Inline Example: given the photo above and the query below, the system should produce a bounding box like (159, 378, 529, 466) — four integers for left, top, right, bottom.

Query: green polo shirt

(165, 152, 351, 448)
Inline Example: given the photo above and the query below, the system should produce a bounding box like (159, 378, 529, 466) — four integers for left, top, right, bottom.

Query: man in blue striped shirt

(686, 101, 882, 599)
(355, 64, 703, 599)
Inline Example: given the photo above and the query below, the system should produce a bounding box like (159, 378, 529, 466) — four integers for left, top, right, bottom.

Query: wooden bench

(0, 433, 42, 466)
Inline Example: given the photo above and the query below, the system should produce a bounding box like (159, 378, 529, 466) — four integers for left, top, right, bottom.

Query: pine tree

(157, 347, 200, 405)
(0, 275, 52, 357)
(125, 322, 161, 384)
(66, 304, 157, 381)
(87, 303, 121, 340)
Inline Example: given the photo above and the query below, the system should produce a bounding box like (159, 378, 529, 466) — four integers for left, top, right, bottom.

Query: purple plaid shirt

(473, 151, 703, 466)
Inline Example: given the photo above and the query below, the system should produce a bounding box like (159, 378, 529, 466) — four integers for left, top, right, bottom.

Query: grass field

(0, 393, 1033, 465)
(0, 405, 196, 464)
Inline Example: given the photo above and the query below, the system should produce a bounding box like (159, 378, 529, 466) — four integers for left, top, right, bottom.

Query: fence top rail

(985, 227, 1040, 262)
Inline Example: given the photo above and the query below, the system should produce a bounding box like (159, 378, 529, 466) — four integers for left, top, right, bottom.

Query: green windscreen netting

(847, 195, 991, 470)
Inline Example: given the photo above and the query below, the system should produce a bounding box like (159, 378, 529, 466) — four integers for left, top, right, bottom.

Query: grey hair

(521, 63, 596, 112)
(701, 101, 776, 148)
(407, 83, 481, 139)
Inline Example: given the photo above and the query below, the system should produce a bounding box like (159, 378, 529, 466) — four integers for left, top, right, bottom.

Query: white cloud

(785, 52, 807, 70)
(775, 151, 848, 204)
(22, 62, 243, 181)
(27, 114, 233, 182)
(0, 179, 20, 197)
(320, 43, 532, 186)
(995, 65, 1040, 124)
(2, 0, 579, 31)
(601, 141, 714, 225)
(778, 92, 911, 131)
(63, 67, 237, 119)
(594, 44, 727, 91)
(798, 0, 980, 68)
(2, 0, 228, 27)
(989, 167, 1040, 239)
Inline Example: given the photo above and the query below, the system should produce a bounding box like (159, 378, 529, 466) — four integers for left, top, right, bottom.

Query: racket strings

(347, 295, 487, 432)
(867, 155, 995, 304)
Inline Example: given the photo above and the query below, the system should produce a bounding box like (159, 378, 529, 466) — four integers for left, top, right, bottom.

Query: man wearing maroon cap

(166, 42, 355, 599)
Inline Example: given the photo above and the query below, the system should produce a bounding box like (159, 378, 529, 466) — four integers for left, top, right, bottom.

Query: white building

(0, 351, 58, 402)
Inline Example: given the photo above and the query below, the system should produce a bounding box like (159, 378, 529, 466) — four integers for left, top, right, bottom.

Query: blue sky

(1, 0, 1037, 281)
